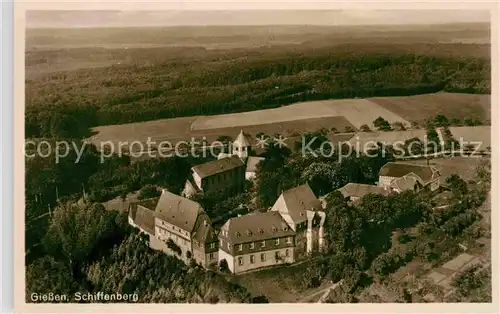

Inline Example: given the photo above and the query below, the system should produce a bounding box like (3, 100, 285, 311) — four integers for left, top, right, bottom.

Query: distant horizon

(26, 21, 490, 30)
(26, 10, 490, 29)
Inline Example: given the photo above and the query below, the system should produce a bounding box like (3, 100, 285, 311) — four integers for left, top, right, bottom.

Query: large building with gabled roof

(182, 155, 246, 197)
(337, 183, 393, 204)
(218, 211, 296, 273)
(378, 162, 441, 192)
(270, 184, 326, 260)
(128, 189, 219, 268)
(215, 183, 327, 274)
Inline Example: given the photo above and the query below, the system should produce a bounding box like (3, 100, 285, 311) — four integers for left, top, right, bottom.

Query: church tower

(233, 130, 251, 160)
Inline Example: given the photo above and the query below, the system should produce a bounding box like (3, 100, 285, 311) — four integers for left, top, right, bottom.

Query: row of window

(157, 228, 189, 246)
(221, 237, 293, 251)
(237, 250, 290, 266)
(205, 169, 241, 186)
(160, 220, 188, 237)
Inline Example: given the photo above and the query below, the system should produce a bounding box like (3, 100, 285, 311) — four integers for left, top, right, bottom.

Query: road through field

(190, 98, 410, 130)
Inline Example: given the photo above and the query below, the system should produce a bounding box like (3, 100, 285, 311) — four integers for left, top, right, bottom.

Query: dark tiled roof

(154, 190, 204, 233)
(192, 213, 218, 244)
(337, 183, 391, 198)
(103, 191, 140, 212)
(220, 211, 295, 245)
(129, 198, 159, 234)
(245, 156, 265, 173)
(379, 162, 440, 184)
(279, 184, 323, 225)
(192, 155, 244, 179)
(389, 173, 423, 192)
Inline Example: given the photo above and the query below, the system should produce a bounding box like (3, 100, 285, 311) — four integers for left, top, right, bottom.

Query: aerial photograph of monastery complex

(24, 9, 492, 305)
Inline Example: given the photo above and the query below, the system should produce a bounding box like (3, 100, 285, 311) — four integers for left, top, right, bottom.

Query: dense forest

(25, 41, 490, 139)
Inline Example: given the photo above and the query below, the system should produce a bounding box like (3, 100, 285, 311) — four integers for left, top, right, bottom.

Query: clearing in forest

(190, 98, 410, 131)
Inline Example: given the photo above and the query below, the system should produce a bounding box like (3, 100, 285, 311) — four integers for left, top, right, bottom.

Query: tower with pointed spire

(232, 130, 252, 160)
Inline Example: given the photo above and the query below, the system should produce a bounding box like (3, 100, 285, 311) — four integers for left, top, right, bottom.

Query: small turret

(232, 130, 251, 160)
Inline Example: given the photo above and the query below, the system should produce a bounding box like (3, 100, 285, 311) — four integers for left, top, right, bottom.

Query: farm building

(378, 162, 441, 192)
(182, 155, 246, 197)
(337, 183, 393, 204)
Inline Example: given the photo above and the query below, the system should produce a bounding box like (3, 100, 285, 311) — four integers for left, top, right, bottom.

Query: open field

(89, 115, 355, 150)
(449, 126, 491, 149)
(192, 98, 409, 131)
(405, 156, 489, 185)
(349, 129, 428, 153)
(369, 92, 491, 125)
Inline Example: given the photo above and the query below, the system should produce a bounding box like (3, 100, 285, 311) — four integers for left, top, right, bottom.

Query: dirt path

(297, 281, 341, 303)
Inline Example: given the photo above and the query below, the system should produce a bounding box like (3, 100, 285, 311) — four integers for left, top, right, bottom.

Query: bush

(138, 184, 160, 200)
(373, 117, 392, 131)
(166, 239, 182, 256)
(452, 264, 485, 296)
(219, 259, 229, 273)
(251, 295, 269, 303)
(360, 124, 372, 132)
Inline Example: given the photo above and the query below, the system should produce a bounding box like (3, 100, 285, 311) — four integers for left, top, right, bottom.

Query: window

(250, 255, 255, 264)
(238, 257, 243, 266)
(209, 252, 215, 259)
(210, 243, 216, 249)
(261, 240, 266, 248)
(250, 242, 255, 249)
(219, 240, 223, 247)
(238, 244, 243, 251)
(285, 249, 289, 257)
(275, 238, 280, 245)
(275, 251, 280, 260)
(260, 253, 266, 262)
(286, 236, 292, 244)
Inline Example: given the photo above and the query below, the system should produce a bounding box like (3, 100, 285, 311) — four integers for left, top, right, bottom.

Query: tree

(251, 295, 269, 303)
(452, 264, 485, 296)
(450, 117, 463, 126)
(219, 259, 229, 273)
(345, 126, 355, 133)
(360, 124, 372, 132)
(26, 256, 85, 300)
(404, 137, 424, 156)
(391, 122, 406, 131)
(138, 184, 160, 200)
(373, 117, 391, 131)
(434, 114, 449, 127)
(301, 162, 344, 196)
(445, 174, 468, 198)
(42, 201, 116, 275)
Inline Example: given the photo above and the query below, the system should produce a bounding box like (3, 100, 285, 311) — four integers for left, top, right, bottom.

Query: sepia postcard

(13, 1, 499, 313)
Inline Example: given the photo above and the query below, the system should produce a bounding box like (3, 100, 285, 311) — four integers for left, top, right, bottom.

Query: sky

(26, 10, 490, 28)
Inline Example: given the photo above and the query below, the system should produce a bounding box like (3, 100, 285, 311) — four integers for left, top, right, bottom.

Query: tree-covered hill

(25, 42, 490, 139)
